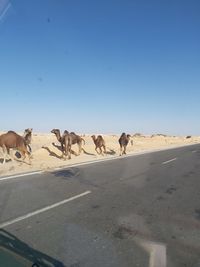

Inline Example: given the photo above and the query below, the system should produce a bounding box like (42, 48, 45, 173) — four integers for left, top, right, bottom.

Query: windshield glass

(0, 1, 200, 267)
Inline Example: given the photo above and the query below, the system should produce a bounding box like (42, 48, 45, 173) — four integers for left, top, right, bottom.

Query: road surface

(0, 144, 200, 267)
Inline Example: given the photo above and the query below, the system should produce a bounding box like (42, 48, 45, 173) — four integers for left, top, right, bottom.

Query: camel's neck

(24, 133, 31, 140)
(56, 132, 62, 142)
(24, 134, 30, 143)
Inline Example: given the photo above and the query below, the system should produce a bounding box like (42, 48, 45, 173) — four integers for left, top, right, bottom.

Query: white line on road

(0, 191, 91, 228)
(162, 158, 177, 165)
(0, 171, 44, 181)
(137, 238, 166, 267)
(192, 150, 197, 153)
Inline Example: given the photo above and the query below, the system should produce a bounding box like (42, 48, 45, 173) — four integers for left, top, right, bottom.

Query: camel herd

(0, 129, 131, 165)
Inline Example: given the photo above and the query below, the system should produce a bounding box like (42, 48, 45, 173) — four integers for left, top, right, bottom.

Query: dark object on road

(119, 133, 131, 156)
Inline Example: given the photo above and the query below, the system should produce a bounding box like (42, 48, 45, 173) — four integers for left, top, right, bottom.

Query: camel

(119, 133, 131, 156)
(63, 132, 72, 159)
(91, 135, 106, 155)
(51, 129, 72, 159)
(64, 130, 85, 155)
(51, 129, 65, 151)
(0, 131, 31, 164)
(23, 128, 33, 153)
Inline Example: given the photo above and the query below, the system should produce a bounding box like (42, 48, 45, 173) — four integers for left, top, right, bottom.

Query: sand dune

(0, 132, 199, 177)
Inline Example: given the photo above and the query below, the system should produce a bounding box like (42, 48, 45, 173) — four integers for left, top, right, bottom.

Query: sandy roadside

(0, 133, 199, 177)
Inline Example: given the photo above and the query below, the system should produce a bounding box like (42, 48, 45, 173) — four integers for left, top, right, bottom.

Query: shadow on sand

(82, 149, 96, 156)
(0, 158, 12, 164)
(52, 142, 62, 152)
(51, 143, 81, 157)
(42, 146, 63, 159)
(0, 150, 22, 164)
(0, 229, 66, 267)
(50, 143, 116, 157)
(105, 149, 116, 156)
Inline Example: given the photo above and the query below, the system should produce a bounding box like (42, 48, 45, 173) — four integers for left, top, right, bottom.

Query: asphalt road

(0, 144, 200, 267)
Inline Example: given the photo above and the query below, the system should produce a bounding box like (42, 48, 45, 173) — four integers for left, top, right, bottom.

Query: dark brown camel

(51, 129, 64, 151)
(64, 130, 85, 155)
(118, 133, 131, 156)
(91, 135, 106, 155)
(0, 131, 31, 164)
(51, 129, 72, 159)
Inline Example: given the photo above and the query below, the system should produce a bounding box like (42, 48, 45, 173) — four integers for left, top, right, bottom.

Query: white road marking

(162, 158, 177, 165)
(0, 171, 44, 181)
(0, 191, 91, 228)
(192, 150, 197, 153)
(137, 238, 166, 267)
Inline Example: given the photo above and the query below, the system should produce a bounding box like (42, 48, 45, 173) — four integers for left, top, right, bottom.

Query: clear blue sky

(0, 0, 200, 135)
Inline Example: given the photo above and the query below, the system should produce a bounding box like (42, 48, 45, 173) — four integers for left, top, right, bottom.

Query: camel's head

(127, 134, 131, 139)
(23, 128, 33, 139)
(51, 129, 60, 135)
(24, 128, 33, 134)
(121, 132, 126, 137)
(64, 130, 69, 135)
(91, 135, 95, 140)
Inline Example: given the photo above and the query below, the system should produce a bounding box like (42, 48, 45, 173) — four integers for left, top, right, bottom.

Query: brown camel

(0, 131, 31, 164)
(63, 132, 73, 159)
(91, 135, 106, 155)
(51, 129, 72, 159)
(51, 129, 65, 151)
(119, 133, 131, 156)
(64, 130, 85, 155)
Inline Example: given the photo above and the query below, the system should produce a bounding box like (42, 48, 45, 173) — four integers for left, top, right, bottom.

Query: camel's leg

(119, 145, 122, 156)
(100, 147, 103, 156)
(103, 145, 107, 154)
(17, 150, 26, 166)
(26, 151, 32, 165)
(61, 143, 65, 158)
(63, 146, 67, 160)
(2, 146, 12, 163)
(68, 145, 72, 160)
(123, 145, 127, 155)
(21, 151, 26, 161)
(2, 145, 7, 164)
(27, 145, 33, 159)
(7, 148, 15, 162)
(62, 144, 66, 159)
(27, 144, 32, 153)
(95, 147, 99, 155)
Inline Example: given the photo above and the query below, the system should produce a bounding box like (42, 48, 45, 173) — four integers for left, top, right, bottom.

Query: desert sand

(0, 132, 199, 177)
